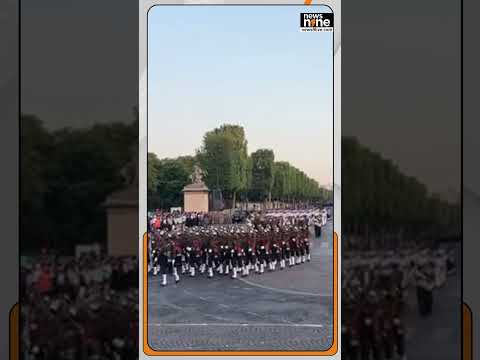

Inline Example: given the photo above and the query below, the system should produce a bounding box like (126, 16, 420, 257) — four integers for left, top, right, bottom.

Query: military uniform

(147, 209, 318, 284)
(171, 239, 182, 283)
(245, 233, 257, 274)
(206, 238, 216, 278)
(231, 240, 243, 279)
(257, 233, 268, 274)
(271, 237, 281, 271)
(415, 261, 435, 316)
(150, 235, 160, 276)
(158, 238, 172, 286)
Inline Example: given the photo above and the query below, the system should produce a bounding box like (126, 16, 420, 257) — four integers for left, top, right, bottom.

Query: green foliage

(341, 136, 460, 237)
(20, 113, 137, 253)
(149, 124, 328, 209)
(197, 124, 248, 202)
(21, 111, 459, 253)
(148, 153, 161, 194)
(21, 115, 55, 248)
(147, 155, 195, 210)
(270, 161, 329, 203)
(250, 149, 275, 201)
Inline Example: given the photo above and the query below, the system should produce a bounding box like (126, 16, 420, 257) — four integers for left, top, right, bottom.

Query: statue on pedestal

(183, 165, 209, 213)
(120, 144, 139, 187)
(190, 164, 205, 185)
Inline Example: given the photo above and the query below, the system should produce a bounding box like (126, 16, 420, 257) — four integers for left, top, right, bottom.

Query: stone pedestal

(103, 186, 138, 256)
(182, 182, 209, 213)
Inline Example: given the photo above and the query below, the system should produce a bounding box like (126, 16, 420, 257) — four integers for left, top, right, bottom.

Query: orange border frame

(142, 232, 338, 356)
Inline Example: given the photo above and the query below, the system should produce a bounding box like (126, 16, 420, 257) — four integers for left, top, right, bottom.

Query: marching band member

(146, 207, 331, 285)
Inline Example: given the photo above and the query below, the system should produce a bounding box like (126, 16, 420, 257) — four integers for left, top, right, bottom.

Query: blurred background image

(20, 1, 140, 358)
(341, 0, 461, 358)
(16, 0, 462, 359)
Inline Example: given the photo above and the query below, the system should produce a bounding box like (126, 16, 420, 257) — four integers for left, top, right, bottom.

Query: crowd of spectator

(20, 251, 138, 360)
(148, 210, 212, 232)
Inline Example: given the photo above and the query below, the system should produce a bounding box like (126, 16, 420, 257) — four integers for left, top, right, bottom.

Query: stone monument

(103, 146, 138, 256)
(182, 165, 209, 213)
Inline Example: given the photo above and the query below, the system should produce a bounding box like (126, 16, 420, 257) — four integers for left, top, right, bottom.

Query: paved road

(147, 221, 334, 351)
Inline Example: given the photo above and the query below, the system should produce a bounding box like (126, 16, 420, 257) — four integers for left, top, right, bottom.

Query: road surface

(147, 220, 334, 351)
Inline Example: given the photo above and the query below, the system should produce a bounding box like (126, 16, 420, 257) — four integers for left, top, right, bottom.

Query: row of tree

(148, 124, 331, 210)
(21, 113, 138, 253)
(342, 136, 460, 243)
(21, 111, 458, 252)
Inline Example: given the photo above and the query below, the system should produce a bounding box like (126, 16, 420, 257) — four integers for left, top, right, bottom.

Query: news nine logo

(300, 13, 333, 32)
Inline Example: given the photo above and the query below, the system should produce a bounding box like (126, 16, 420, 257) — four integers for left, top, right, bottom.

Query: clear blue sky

(148, 5, 333, 187)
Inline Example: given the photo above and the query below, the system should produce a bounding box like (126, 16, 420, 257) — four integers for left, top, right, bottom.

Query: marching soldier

(294, 228, 302, 264)
(231, 237, 242, 279)
(359, 290, 382, 360)
(182, 233, 193, 275)
(303, 228, 311, 262)
(281, 233, 291, 269)
(171, 236, 182, 284)
(184, 241, 194, 277)
(289, 235, 298, 267)
(150, 234, 160, 276)
(206, 235, 216, 278)
(190, 235, 203, 277)
(271, 234, 281, 271)
(245, 231, 257, 275)
(199, 235, 208, 275)
(257, 231, 268, 274)
(415, 258, 435, 316)
(223, 236, 233, 276)
(147, 209, 319, 283)
(302, 224, 310, 262)
(217, 242, 225, 274)
(159, 236, 171, 286)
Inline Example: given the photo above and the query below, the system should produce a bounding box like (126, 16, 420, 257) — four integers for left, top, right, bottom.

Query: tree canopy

(20, 113, 459, 253)
(342, 136, 460, 242)
(150, 124, 330, 210)
(197, 124, 249, 205)
(250, 149, 275, 202)
(20, 113, 137, 253)
(147, 155, 195, 210)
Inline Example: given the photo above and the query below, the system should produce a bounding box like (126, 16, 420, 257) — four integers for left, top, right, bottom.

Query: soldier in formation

(148, 209, 321, 287)
(341, 246, 456, 360)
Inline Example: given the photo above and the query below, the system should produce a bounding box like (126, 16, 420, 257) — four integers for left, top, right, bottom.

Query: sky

(148, 5, 333, 187)
(17, 1, 461, 199)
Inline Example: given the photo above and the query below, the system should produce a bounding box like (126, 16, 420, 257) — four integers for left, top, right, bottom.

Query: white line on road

(208, 314, 233, 322)
(237, 278, 332, 297)
(162, 301, 184, 311)
(149, 323, 324, 328)
(183, 289, 206, 300)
